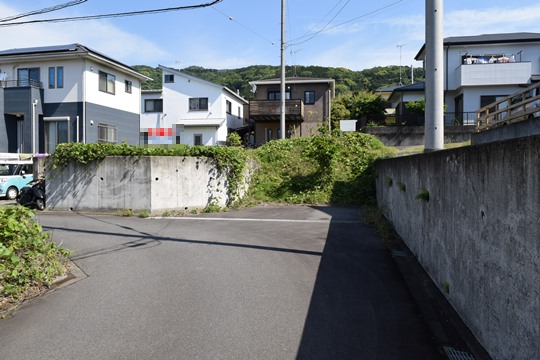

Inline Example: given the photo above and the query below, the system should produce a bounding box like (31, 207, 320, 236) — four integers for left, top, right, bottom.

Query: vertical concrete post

(425, 0, 444, 151)
(280, 0, 286, 140)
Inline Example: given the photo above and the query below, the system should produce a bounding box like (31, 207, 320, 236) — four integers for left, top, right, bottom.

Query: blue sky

(2, 1, 540, 71)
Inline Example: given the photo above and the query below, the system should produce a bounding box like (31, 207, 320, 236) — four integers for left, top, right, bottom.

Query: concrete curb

(0, 260, 87, 318)
(389, 237, 492, 360)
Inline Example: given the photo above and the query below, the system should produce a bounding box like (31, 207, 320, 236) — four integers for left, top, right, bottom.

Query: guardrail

(477, 82, 540, 131)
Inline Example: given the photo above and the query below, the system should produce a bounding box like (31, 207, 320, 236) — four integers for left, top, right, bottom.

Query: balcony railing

(0, 80, 43, 89)
(456, 61, 531, 87)
(249, 99, 304, 122)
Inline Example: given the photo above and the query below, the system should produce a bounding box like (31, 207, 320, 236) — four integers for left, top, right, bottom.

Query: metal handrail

(476, 82, 540, 131)
(0, 79, 43, 88)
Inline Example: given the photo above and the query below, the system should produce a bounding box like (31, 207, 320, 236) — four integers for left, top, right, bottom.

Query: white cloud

(444, 5, 540, 36)
(0, 4, 169, 66)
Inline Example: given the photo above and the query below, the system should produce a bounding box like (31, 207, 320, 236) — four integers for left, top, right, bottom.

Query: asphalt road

(0, 205, 443, 360)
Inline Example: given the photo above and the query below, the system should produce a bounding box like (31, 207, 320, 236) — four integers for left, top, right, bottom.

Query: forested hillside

(133, 64, 425, 100)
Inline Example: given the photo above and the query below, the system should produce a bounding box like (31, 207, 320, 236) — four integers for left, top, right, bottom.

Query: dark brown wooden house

(248, 77, 335, 146)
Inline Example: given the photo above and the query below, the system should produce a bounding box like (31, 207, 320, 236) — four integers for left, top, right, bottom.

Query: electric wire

(211, 6, 275, 45)
(288, 0, 403, 46)
(292, 0, 350, 46)
(0, 0, 223, 27)
(0, 0, 88, 23)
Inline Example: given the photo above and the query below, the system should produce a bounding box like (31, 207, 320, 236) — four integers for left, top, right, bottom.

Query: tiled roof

(0, 43, 151, 80)
(393, 81, 425, 92)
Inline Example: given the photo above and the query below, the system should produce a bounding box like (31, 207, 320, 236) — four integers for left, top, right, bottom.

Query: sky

(1, 0, 540, 72)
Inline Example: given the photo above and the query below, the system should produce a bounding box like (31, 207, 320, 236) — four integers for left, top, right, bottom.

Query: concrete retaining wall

(43, 156, 242, 212)
(472, 117, 540, 145)
(375, 136, 540, 360)
(365, 126, 475, 146)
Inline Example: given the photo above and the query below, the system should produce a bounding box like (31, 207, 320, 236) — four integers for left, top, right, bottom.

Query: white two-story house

(0, 44, 150, 154)
(389, 32, 540, 125)
(140, 65, 248, 146)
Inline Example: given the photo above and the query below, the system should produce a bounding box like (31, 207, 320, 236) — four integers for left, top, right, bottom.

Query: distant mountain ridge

(133, 64, 425, 100)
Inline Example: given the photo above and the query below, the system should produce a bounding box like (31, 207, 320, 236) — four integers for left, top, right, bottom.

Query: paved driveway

(0, 205, 442, 359)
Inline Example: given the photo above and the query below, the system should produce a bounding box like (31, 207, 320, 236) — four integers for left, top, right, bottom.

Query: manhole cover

(444, 346, 474, 360)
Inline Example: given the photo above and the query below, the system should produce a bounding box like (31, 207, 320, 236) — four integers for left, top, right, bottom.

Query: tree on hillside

(331, 91, 387, 127)
(133, 65, 162, 90)
(133, 64, 425, 100)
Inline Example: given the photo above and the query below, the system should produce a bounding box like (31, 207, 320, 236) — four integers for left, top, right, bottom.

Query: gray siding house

(0, 44, 150, 154)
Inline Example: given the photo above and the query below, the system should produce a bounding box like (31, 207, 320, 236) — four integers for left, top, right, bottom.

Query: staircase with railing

(476, 82, 540, 131)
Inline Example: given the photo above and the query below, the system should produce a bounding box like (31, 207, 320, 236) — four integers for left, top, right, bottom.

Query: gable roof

(0, 43, 151, 80)
(415, 32, 540, 60)
(388, 81, 426, 102)
(159, 65, 248, 104)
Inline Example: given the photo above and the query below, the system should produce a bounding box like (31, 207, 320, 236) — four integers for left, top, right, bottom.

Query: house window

(145, 99, 163, 113)
(99, 71, 116, 94)
(268, 90, 291, 100)
(57, 67, 64, 88)
(304, 91, 315, 105)
(194, 134, 203, 146)
(17, 68, 40, 86)
(164, 74, 174, 83)
(98, 123, 117, 143)
(125, 80, 132, 93)
(189, 97, 208, 111)
(49, 67, 55, 88)
(49, 67, 64, 89)
(44, 119, 69, 153)
(226, 100, 232, 114)
(266, 128, 273, 142)
(238, 106, 241, 119)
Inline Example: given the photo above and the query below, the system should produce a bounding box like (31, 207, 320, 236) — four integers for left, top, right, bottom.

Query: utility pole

(397, 44, 406, 85)
(280, 0, 286, 139)
(424, 0, 444, 151)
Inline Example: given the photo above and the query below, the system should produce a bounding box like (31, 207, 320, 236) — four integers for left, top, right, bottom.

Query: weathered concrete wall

(365, 126, 475, 146)
(375, 136, 540, 360)
(472, 117, 540, 145)
(44, 156, 239, 212)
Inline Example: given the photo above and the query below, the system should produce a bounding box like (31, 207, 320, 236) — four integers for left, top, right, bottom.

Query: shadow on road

(40, 207, 443, 360)
(294, 206, 443, 360)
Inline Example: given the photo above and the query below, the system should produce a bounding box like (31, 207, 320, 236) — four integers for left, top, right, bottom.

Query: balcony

(0, 80, 43, 89)
(249, 99, 304, 122)
(456, 61, 531, 87)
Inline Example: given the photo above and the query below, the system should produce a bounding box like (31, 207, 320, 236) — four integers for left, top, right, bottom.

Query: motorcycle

(17, 178, 46, 211)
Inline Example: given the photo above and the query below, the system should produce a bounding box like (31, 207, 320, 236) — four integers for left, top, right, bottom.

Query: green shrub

(0, 206, 70, 303)
(226, 132, 242, 147)
(138, 210, 150, 218)
(247, 132, 393, 205)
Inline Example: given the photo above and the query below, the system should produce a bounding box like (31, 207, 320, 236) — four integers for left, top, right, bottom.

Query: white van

(0, 160, 34, 200)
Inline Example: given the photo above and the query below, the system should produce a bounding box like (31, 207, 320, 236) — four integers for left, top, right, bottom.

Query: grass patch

(115, 208, 134, 217)
(393, 140, 471, 157)
(244, 132, 394, 206)
(138, 210, 150, 218)
(1, 206, 71, 312)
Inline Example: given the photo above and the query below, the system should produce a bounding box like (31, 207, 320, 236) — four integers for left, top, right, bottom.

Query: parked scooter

(17, 178, 46, 210)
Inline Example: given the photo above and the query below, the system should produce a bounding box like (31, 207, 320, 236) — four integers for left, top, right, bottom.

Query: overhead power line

(291, 0, 350, 46)
(211, 6, 275, 45)
(288, 0, 403, 46)
(0, 0, 223, 27)
(0, 0, 88, 23)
